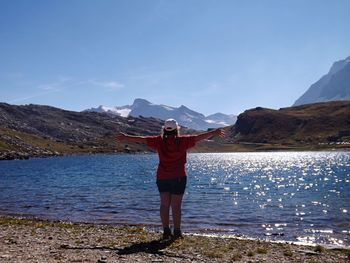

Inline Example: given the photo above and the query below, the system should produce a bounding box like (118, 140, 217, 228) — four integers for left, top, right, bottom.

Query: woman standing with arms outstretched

(116, 119, 224, 240)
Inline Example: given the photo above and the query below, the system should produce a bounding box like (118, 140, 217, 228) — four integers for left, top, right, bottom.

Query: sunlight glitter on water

(186, 152, 350, 247)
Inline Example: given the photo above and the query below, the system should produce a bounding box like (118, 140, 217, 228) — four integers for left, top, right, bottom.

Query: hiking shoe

(173, 228, 183, 239)
(162, 227, 173, 240)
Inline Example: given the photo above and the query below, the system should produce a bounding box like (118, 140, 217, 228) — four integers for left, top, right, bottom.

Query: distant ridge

(1, 101, 350, 160)
(85, 98, 237, 131)
(294, 56, 350, 106)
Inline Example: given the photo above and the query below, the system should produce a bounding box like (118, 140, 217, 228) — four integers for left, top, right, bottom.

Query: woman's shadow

(61, 238, 175, 257)
(117, 238, 175, 256)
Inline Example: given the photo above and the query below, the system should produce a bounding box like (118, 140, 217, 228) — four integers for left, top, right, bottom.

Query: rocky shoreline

(0, 215, 349, 262)
(0, 150, 60, 161)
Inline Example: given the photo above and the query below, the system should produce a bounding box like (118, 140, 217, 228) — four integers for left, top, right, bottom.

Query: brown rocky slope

(229, 101, 350, 149)
(0, 103, 165, 159)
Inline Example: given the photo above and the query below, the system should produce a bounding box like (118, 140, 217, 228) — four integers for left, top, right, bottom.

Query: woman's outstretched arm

(115, 132, 150, 144)
(194, 128, 225, 142)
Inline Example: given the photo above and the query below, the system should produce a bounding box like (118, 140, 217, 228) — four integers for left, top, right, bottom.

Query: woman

(116, 118, 224, 240)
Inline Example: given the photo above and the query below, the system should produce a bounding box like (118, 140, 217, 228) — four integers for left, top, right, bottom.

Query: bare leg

(170, 194, 184, 230)
(159, 192, 171, 228)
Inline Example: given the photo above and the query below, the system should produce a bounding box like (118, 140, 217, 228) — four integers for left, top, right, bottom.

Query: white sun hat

(163, 119, 179, 131)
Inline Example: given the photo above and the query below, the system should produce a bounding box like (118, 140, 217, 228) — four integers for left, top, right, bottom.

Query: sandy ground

(0, 215, 349, 263)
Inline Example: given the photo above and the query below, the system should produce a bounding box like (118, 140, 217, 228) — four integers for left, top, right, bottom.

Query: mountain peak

(328, 56, 350, 75)
(132, 98, 151, 107)
(293, 55, 350, 106)
(85, 99, 237, 130)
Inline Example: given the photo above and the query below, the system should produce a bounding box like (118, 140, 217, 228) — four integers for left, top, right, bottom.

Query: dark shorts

(156, 176, 187, 195)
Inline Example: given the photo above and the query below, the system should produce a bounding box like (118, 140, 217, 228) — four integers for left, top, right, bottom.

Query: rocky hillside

(231, 101, 350, 148)
(0, 103, 166, 160)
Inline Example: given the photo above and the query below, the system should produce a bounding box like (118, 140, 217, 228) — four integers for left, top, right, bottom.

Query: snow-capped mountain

(293, 56, 350, 106)
(85, 98, 237, 130)
(206, 112, 237, 126)
(85, 105, 131, 117)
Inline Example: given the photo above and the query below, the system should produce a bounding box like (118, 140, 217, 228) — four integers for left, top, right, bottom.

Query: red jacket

(146, 135, 196, 180)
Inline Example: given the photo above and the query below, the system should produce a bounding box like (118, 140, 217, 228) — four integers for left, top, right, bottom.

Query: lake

(0, 152, 349, 248)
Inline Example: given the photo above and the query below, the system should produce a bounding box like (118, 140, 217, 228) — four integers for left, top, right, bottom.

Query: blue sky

(1, 0, 350, 116)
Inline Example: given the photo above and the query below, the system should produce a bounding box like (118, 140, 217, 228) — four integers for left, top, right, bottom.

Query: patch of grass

(203, 250, 223, 258)
(53, 255, 63, 261)
(74, 240, 84, 245)
(283, 249, 293, 257)
(247, 251, 255, 257)
(106, 241, 118, 248)
(314, 245, 325, 253)
(257, 247, 268, 254)
(340, 249, 350, 260)
(0, 127, 81, 155)
(126, 225, 146, 234)
(0, 216, 77, 230)
(173, 236, 210, 252)
(4, 236, 17, 244)
(173, 236, 233, 259)
(0, 217, 39, 227)
(228, 240, 239, 249)
(0, 141, 10, 150)
(168, 238, 185, 249)
(230, 252, 242, 261)
(96, 237, 104, 242)
(54, 222, 75, 229)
